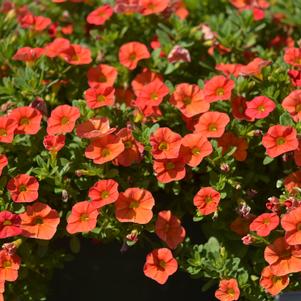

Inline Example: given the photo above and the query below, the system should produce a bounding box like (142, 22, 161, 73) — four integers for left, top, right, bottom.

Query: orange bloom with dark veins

(245, 96, 276, 120)
(249, 213, 279, 237)
(76, 117, 116, 139)
(119, 42, 150, 70)
(0, 250, 20, 282)
(84, 84, 115, 109)
(155, 210, 186, 249)
(262, 125, 298, 158)
(0, 211, 22, 239)
(86, 4, 113, 26)
(281, 206, 301, 245)
(12, 47, 44, 62)
(204, 75, 235, 103)
(85, 134, 125, 164)
(0, 155, 8, 176)
(140, 0, 169, 15)
(20, 202, 60, 240)
(43, 135, 66, 153)
(47, 105, 80, 135)
(218, 132, 248, 161)
(264, 237, 301, 276)
(0, 116, 17, 144)
(143, 248, 178, 284)
(66, 201, 99, 234)
(10, 106, 42, 135)
(136, 78, 169, 107)
(88, 179, 119, 209)
(193, 187, 220, 216)
(181, 133, 212, 167)
(260, 266, 289, 296)
(59, 44, 92, 65)
(284, 170, 301, 195)
(7, 174, 39, 203)
(153, 158, 186, 183)
(282, 90, 301, 122)
(115, 188, 155, 224)
(194, 111, 230, 138)
(215, 279, 240, 301)
(43, 38, 71, 58)
(231, 96, 254, 121)
(239, 57, 271, 77)
(114, 127, 144, 166)
(87, 64, 118, 87)
(150, 127, 182, 160)
(284, 48, 301, 67)
(170, 83, 210, 118)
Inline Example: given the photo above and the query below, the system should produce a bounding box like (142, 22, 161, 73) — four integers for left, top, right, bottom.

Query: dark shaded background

(47, 239, 215, 301)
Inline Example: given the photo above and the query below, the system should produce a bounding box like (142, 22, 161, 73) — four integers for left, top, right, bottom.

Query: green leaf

(279, 112, 294, 126)
(263, 156, 274, 165)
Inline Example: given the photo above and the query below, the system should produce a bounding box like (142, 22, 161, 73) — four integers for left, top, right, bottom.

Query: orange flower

(140, 0, 169, 15)
(150, 127, 182, 160)
(260, 266, 289, 296)
(170, 83, 210, 118)
(0, 250, 20, 282)
(88, 179, 119, 209)
(282, 90, 301, 122)
(181, 133, 212, 167)
(131, 68, 163, 96)
(115, 188, 155, 224)
(136, 78, 169, 107)
(239, 58, 271, 77)
(47, 105, 80, 135)
(84, 84, 115, 109)
(85, 134, 124, 164)
(143, 248, 178, 284)
(153, 158, 186, 183)
(86, 4, 113, 26)
(194, 111, 230, 138)
(249, 213, 279, 237)
(230, 216, 254, 236)
(119, 41, 150, 70)
(76, 117, 116, 139)
(284, 48, 301, 67)
(0, 116, 17, 144)
(20, 202, 60, 240)
(7, 174, 39, 203)
(66, 201, 99, 234)
(114, 128, 144, 166)
(284, 170, 301, 194)
(264, 237, 301, 276)
(43, 135, 66, 153)
(217, 132, 248, 161)
(87, 64, 118, 87)
(216, 63, 243, 77)
(44, 38, 71, 58)
(0, 211, 22, 239)
(281, 206, 301, 245)
(193, 187, 220, 216)
(10, 106, 42, 135)
(294, 139, 301, 166)
(245, 96, 276, 120)
(215, 279, 240, 301)
(262, 125, 298, 158)
(204, 75, 235, 103)
(59, 44, 92, 65)
(12, 47, 44, 62)
(0, 155, 8, 176)
(155, 210, 186, 249)
(231, 96, 254, 121)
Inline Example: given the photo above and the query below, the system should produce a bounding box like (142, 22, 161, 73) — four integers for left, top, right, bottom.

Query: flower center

(158, 260, 166, 270)
(183, 97, 192, 105)
(208, 123, 217, 132)
(192, 147, 200, 155)
(19, 184, 27, 192)
(97, 95, 106, 102)
(297, 223, 301, 231)
(101, 190, 109, 199)
(129, 200, 139, 209)
(20, 117, 29, 125)
(227, 288, 235, 297)
(257, 105, 265, 112)
(60, 116, 69, 125)
(3, 260, 12, 268)
(296, 104, 301, 113)
(205, 196, 213, 204)
(34, 217, 44, 225)
(276, 137, 285, 145)
(0, 128, 7, 136)
(124, 140, 133, 149)
(3, 220, 12, 226)
(101, 148, 111, 157)
(280, 250, 291, 260)
(80, 213, 89, 222)
(263, 218, 270, 225)
(166, 162, 175, 170)
(150, 92, 159, 101)
(129, 53, 136, 61)
(98, 75, 107, 82)
(158, 141, 168, 150)
(216, 88, 224, 96)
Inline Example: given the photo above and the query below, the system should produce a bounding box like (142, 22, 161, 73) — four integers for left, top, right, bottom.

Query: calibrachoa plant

(3, 0, 301, 300)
